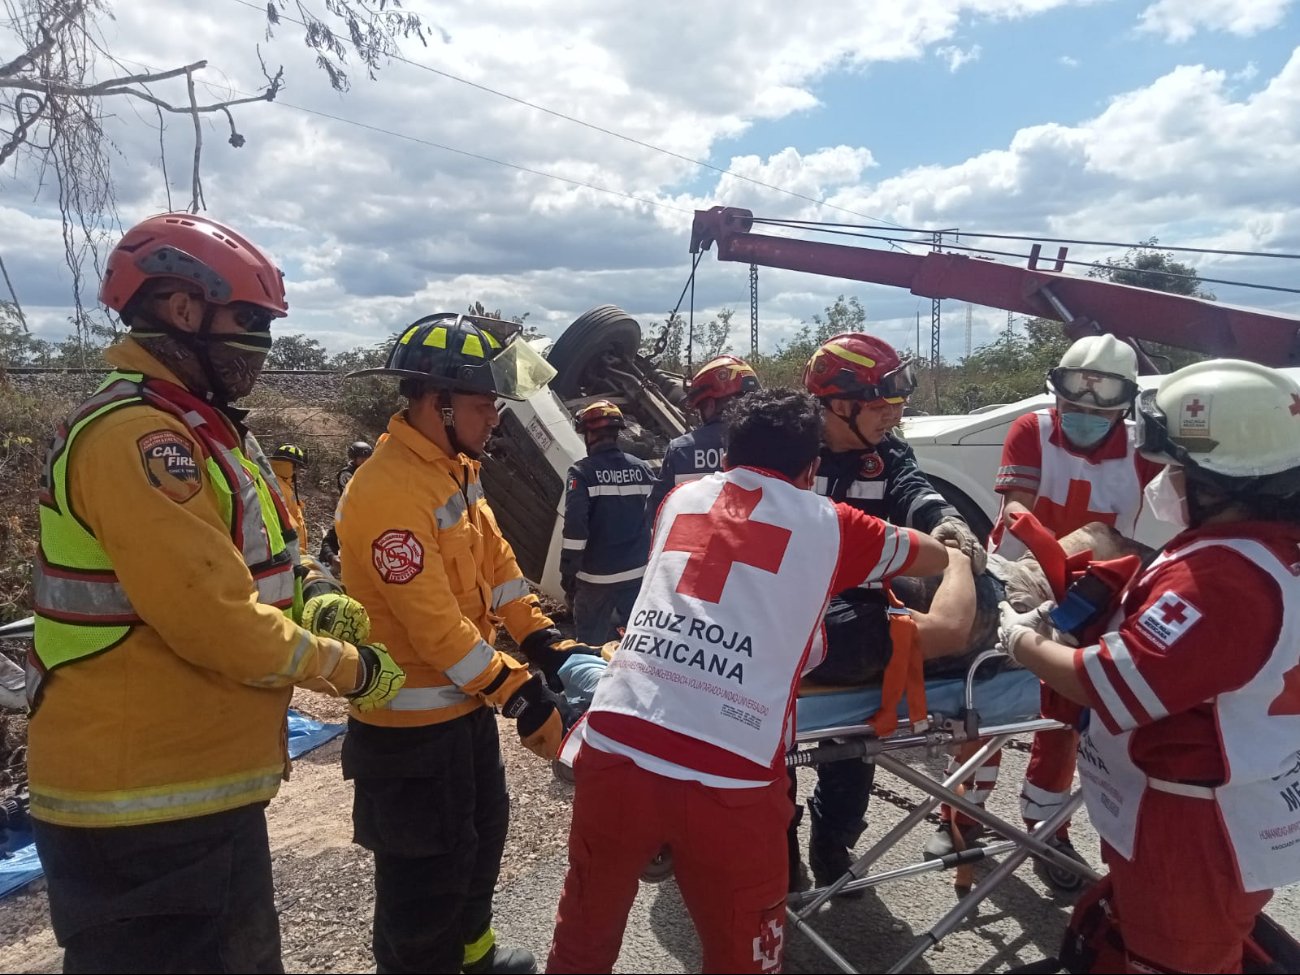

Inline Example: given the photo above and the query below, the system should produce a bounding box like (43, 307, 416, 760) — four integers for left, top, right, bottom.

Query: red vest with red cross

(991, 410, 1149, 557)
(585, 467, 842, 779)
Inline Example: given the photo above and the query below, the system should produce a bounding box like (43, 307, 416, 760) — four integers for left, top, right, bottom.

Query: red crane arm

(690, 206, 1300, 368)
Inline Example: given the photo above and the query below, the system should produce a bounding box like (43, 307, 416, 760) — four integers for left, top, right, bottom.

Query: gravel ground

(2, 705, 1298, 974)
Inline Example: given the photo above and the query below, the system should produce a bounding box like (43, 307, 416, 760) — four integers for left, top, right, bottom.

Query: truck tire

(548, 305, 641, 400)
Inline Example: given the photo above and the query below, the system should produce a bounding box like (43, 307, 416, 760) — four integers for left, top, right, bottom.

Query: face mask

(1060, 410, 1115, 449)
(1144, 467, 1189, 529)
(136, 331, 270, 402)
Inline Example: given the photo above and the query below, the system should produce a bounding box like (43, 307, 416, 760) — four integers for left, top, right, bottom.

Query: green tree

(268, 333, 329, 370)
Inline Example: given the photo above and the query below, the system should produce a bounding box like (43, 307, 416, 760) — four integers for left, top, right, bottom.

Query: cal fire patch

(1135, 591, 1202, 649)
(137, 430, 201, 503)
(372, 529, 424, 584)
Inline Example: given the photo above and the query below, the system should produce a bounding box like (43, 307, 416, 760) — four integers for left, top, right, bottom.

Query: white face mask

(1144, 467, 1188, 529)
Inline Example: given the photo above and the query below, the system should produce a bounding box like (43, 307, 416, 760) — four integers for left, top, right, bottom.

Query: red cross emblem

(1032, 479, 1116, 536)
(1290, 393, 1300, 417)
(1184, 398, 1206, 417)
(752, 918, 784, 970)
(1158, 598, 1188, 626)
(1271, 664, 1300, 716)
(662, 482, 792, 603)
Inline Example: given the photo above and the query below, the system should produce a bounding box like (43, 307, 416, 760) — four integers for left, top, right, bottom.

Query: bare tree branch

(185, 65, 202, 214)
(0, 253, 30, 332)
(1, 0, 425, 355)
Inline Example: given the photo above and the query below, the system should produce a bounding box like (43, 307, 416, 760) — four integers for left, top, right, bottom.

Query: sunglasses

(1049, 367, 1137, 409)
(152, 292, 274, 333)
(230, 305, 275, 333)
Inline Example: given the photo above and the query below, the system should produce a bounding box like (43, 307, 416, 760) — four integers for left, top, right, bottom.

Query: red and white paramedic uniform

(1072, 521, 1300, 973)
(958, 410, 1161, 836)
(545, 466, 921, 974)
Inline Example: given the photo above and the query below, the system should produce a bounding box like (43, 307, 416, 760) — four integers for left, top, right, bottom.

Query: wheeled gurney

(786, 649, 1098, 974)
(556, 649, 1099, 973)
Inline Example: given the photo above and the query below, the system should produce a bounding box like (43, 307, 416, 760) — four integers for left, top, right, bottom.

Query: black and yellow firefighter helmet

(347, 313, 555, 402)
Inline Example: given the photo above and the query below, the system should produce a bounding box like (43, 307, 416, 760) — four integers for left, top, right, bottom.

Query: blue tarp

(0, 709, 346, 901)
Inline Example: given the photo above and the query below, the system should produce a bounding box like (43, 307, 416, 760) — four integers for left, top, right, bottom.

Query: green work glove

(348, 643, 405, 712)
(303, 593, 372, 645)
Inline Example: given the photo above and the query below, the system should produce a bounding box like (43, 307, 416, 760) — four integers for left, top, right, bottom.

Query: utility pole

(749, 263, 759, 358)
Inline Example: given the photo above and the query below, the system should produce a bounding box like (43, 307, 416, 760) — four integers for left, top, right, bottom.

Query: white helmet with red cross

(1136, 359, 1300, 479)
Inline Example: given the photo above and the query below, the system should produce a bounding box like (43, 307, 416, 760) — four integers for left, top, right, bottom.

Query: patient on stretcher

(558, 521, 1153, 715)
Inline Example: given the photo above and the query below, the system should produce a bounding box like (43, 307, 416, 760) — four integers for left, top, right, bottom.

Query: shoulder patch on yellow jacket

(137, 429, 201, 503)
(372, 528, 424, 584)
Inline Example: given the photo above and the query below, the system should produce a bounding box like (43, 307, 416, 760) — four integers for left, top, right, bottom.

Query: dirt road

(2, 698, 1297, 973)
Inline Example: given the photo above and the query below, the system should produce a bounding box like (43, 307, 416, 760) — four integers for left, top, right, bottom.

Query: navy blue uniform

(562, 443, 654, 644)
(644, 418, 726, 526)
(799, 432, 963, 879)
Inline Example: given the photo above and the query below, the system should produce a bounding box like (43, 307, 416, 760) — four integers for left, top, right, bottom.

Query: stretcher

(555, 649, 1099, 973)
(786, 649, 1098, 974)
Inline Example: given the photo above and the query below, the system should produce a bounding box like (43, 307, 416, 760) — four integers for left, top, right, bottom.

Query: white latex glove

(997, 600, 1055, 664)
(931, 517, 988, 574)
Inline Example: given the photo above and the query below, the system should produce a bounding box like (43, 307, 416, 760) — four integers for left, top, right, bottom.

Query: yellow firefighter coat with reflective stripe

(337, 412, 552, 727)
(26, 339, 361, 828)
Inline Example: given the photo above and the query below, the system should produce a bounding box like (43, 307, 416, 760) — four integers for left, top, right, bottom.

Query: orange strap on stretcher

(867, 588, 926, 737)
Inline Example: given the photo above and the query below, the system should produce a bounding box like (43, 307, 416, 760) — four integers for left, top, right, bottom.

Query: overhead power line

(222, 0, 901, 226)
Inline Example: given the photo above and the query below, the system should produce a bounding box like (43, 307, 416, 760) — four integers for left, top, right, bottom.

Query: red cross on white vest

(1032, 479, 1117, 536)
(1157, 598, 1188, 626)
(662, 482, 792, 603)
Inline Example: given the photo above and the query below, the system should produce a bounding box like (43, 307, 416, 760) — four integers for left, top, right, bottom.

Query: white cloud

(936, 44, 983, 72)
(1058, 54, 1080, 68)
(1137, 0, 1296, 42)
(4, 1, 1299, 364)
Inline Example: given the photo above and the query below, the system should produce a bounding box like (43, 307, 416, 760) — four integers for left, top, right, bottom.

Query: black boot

(807, 805, 864, 899)
(463, 944, 537, 975)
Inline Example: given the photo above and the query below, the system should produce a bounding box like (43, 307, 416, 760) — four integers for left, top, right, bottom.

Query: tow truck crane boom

(690, 206, 1300, 368)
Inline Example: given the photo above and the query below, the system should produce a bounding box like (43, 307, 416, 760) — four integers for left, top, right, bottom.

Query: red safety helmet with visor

(803, 333, 917, 403)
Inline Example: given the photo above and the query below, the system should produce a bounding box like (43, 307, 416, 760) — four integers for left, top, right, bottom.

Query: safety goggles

(1134, 388, 1192, 466)
(846, 361, 917, 403)
(1049, 367, 1137, 409)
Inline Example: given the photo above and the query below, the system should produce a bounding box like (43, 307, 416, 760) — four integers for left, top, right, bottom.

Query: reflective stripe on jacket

(27, 339, 360, 828)
(562, 444, 653, 586)
(337, 412, 554, 727)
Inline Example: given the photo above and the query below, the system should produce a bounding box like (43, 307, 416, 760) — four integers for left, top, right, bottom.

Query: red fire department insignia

(372, 529, 424, 584)
(859, 453, 884, 479)
(137, 430, 201, 504)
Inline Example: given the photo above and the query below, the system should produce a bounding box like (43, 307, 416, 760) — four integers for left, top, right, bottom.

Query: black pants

(32, 803, 282, 974)
(343, 708, 510, 975)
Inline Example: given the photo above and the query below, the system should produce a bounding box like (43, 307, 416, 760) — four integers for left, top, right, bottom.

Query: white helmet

(1047, 334, 1139, 409)
(1136, 359, 1300, 480)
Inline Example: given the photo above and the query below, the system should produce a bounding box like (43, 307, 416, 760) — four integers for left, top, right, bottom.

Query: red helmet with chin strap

(99, 213, 288, 317)
(803, 333, 916, 403)
(685, 355, 760, 409)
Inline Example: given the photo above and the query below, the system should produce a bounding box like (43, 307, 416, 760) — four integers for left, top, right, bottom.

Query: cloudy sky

(4, 0, 1300, 360)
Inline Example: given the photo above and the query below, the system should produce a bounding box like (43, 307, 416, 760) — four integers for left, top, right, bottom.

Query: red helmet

(803, 333, 916, 403)
(574, 400, 625, 434)
(99, 213, 288, 317)
(685, 355, 760, 408)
